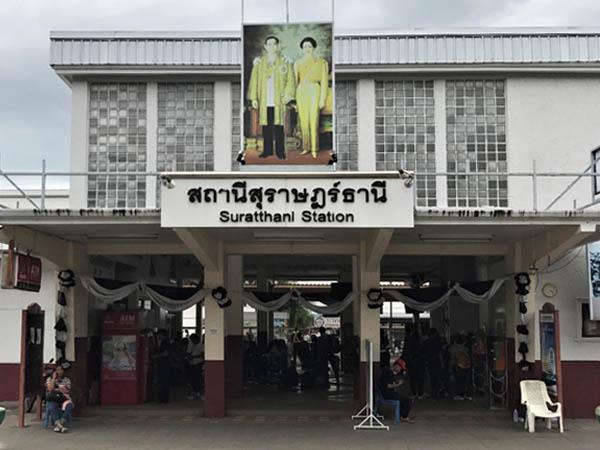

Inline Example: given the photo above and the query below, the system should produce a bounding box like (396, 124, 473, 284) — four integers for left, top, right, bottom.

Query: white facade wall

(535, 248, 600, 361)
(0, 258, 57, 363)
(507, 77, 600, 211)
(65, 75, 600, 210)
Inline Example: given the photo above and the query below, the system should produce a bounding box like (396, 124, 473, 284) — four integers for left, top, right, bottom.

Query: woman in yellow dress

(294, 37, 329, 159)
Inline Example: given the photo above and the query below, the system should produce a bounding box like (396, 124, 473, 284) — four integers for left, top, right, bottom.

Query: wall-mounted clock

(542, 283, 558, 298)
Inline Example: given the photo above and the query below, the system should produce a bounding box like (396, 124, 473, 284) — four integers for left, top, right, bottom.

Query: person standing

(294, 37, 329, 159)
(247, 35, 295, 159)
(186, 333, 204, 399)
(403, 327, 425, 399)
(152, 330, 170, 403)
(450, 334, 472, 400)
(423, 328, 443, 398)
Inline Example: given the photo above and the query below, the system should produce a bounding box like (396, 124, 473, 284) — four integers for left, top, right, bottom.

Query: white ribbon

(385, 278, 507, 312)
(385, 288, 456, 312)
(454, 278, 506, 304)
(144, 284, 207, 312)
(298, 292, 357, 315)
(80, 276, 138, 304)
(80, 276, 206, 312)
(234, 290, 356, 314)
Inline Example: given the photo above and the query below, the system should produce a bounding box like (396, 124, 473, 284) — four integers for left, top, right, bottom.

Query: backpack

(457, 350, 471, 369)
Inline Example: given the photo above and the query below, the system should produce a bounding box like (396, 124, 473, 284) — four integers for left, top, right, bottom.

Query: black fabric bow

(211, 287, 228, 301)
(514, 272, 531, 295)
(367, 288, 384, 309)
(54, 318, 67, 332)
(57, 290, 67, 306)
(519, 301, 528, 314)
(518, 342, 529, 355)
(518, 359, 533, 372)
(516, 324, 529, 335)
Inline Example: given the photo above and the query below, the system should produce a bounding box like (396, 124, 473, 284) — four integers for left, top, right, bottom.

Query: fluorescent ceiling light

(418, 233, 494, 243)
(253, 232, 325, 242)
(85, 234, 160, 240)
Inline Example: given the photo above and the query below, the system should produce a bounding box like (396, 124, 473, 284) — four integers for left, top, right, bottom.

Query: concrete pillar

(66, 243, 90, 412)
(356, 242, 381, 404)
(213, 81, 233, 171)
(475, 256, 490, 331)
(225, 255, 244, 398)
(145, 82, 158, 208)
(195, 303, 203, 336)
(203, 262, 227, 417)
(256, 268, 269, 353)
(357, 79, 376, 171)
(505, 243, 539, 410)
(69, 81, 88, 209)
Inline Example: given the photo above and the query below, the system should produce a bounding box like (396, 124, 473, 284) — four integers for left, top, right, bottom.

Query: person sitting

(378, 360, 415, 423)
(45, 364, 74, 433)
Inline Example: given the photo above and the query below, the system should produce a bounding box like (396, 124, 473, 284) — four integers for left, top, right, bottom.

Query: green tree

(288, 301, 315, 331)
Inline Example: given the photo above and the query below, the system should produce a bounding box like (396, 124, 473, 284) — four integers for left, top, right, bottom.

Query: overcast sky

(2, 0, 600, 182)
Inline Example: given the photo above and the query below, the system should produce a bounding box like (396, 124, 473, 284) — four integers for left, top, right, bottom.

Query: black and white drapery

(237, 291, 357, 315)
(80, 276, 507, 315)
(384, 278, 507, 312)
(80, 276, 207, 312)
(80, 276, 357, 315)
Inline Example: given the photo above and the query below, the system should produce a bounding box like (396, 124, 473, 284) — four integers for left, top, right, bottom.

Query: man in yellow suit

(247, 35, 295, 159)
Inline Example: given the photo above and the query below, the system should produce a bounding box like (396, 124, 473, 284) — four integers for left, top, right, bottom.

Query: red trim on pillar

(70, 337, 89, 415)
(0, 363, 20, 401)
(204, 360, 226, 417)
(507, 337, 543, 410)
(225, 335, 244, 398)
(562, 361, 600, 418)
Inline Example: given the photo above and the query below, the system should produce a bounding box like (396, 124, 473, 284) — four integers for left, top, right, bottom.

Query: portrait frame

(241, 22, 334, 166)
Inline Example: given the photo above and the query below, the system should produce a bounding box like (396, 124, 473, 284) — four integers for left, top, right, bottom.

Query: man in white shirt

(247, 35, 295, 159)
(187, 333, 204, 399)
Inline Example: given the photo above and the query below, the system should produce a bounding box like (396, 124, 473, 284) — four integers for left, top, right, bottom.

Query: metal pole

(544, 159, 597, 210)
(285, 0, 290, 22)
(40, 159, 46, 209)
(367, 340, 373, 425)
(532, 159, 538, 212)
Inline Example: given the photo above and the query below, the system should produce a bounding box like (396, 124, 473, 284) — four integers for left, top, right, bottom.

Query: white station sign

(160, 173, 414, 228)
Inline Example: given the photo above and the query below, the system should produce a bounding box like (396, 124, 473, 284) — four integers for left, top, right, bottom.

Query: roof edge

(50, 26, 600, 40)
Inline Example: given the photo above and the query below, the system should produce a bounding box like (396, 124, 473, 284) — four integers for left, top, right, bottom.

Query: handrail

(0, 168, 599, 211)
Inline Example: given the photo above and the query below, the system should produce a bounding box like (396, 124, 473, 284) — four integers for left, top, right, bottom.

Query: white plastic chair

(520, 380, 564, 433)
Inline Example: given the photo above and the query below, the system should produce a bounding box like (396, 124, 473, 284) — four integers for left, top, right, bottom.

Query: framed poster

(242, 22, 333, 165)
(539, 304, 562, 403)
(586, 242, 600, 320)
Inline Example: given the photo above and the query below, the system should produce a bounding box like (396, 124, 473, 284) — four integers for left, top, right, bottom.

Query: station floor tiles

(1, 395, 599, 450)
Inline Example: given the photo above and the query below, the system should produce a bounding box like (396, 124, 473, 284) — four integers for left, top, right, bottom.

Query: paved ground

(1, 398, 599, 450)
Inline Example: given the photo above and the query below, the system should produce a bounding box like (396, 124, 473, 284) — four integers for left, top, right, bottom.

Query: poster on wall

(586, 242, 600, 320)
(15, 254, 42, 292)
(539, 307, 561, 401)
(102, 335, 137, 379)
(242, 22, 333, 165)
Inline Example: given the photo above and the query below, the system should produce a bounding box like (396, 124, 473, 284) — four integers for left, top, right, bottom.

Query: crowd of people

(243, 327, 342, 390)
(145, 330, 206, 403)
(377, 326, 479, 423)
(379, 326, 477, 406)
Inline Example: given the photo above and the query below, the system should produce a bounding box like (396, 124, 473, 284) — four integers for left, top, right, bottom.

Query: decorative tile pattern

(335, 81, 358, 171)
(375, 80, 436, 207)
(446, 80, 508, 207)
(157, 83, 214, 173)
(87, 83, 147, 208)
(231, 82, 241, 171)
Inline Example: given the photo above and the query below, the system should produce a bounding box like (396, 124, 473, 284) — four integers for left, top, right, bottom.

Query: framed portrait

(242, 22, 334, 166)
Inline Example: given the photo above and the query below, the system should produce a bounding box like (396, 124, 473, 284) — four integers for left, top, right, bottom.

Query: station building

(1, 27, 600, 419)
